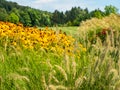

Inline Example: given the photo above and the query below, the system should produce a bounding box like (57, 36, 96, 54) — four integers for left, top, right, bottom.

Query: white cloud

(34, 0, 55, 4)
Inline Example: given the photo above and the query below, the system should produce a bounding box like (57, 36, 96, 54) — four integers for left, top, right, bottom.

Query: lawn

(40, 26, 78, 35)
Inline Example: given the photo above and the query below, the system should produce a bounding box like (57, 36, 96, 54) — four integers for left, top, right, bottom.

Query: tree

(8, 12, 19, 24)
(84, 8, 90, 19)
(40, 13, 51, 26)
(90, 9, 104, 19)
(28, 9, 40, 26)
(10, 8, 20, 17)
(0, 8, 8, 21)
(65, 7, 81, 22)
(104, 5, 118, 15)
(19, 11, 32, 26)
(51, 10, 65, 25)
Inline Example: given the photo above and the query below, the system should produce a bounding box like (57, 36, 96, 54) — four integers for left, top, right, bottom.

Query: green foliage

(40, 13, 51, 26)
(19, 11, 32, 26)
(94, 10, 103, 19)
(66, 21, 73, 26)
(0, 8, 8, 21)
(90, 9, 105, 19)
(0, 0, 119, 26)
(65, 7, 90, 26)
(8, 12, 19, 24)
(51, 10, 65, 25)
(27, 9, 40, 26)
(104, 5, 118, 15)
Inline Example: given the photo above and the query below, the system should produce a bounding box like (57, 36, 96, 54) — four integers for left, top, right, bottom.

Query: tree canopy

(0, 0, 119, 26)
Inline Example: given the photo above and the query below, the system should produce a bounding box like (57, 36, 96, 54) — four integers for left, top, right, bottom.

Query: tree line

(0, 0, 119, 27)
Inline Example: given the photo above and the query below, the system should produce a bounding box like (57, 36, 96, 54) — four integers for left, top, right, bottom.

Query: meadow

(0, 14, 120, 90)
(40, 26, 78, 36)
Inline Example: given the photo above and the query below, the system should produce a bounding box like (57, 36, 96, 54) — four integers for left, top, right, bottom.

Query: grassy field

(0, 14, 120, 90)
(40, 26, 78, 35)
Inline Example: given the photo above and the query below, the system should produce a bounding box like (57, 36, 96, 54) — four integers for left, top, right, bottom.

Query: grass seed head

(55, 65, 68, 81)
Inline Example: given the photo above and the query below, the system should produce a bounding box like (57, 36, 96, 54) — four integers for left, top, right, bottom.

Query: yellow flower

(82, 48, 86, 52)
(0, 21, 85, 56)
(12, 41, 17, 46)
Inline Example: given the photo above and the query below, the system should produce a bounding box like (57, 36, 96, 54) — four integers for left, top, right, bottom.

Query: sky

(7, 0, 120, 12)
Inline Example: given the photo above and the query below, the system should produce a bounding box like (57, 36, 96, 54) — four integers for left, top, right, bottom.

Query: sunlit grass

(40, 26, 78, 35)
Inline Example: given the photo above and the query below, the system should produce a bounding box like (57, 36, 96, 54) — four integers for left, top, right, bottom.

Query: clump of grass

(76, 14, 120, 89)
(41, 50, 88, 90)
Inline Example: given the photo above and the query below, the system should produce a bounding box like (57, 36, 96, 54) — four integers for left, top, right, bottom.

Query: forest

(0, 0, 119, 27)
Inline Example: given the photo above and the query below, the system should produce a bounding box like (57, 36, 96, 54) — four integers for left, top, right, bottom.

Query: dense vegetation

(0, 13, 120, 90)
(0, 0, 119, 26)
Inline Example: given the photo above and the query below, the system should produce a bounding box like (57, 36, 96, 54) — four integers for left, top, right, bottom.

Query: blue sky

(7, 0, 120, 12)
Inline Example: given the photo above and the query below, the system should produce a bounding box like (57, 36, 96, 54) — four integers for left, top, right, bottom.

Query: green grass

(0, 44, 88, 90)
(40, 26, 78, 35)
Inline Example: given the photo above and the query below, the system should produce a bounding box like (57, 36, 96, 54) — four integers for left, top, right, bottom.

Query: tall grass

(77, 14, 120, 90)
